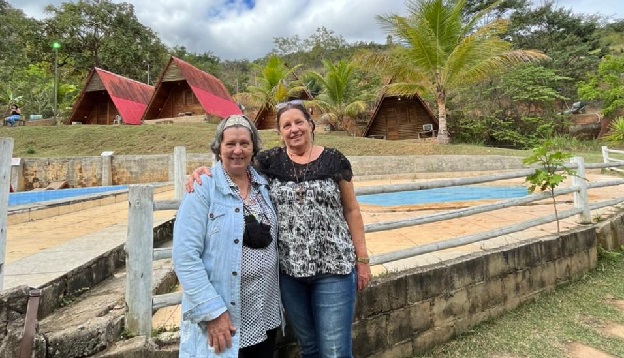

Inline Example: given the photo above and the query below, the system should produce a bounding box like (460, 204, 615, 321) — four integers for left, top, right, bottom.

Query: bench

(3, 117, 26, 126)
(418, 129, 437, 139)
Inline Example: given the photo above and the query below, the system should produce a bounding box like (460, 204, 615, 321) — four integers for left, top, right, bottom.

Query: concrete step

(37, 241, 177, 358)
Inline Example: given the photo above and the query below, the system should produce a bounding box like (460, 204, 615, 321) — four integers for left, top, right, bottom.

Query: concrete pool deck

(3, 170, 624, 328)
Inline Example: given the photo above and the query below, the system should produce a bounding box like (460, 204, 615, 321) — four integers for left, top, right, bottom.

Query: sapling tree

(523, 141, 574, 235)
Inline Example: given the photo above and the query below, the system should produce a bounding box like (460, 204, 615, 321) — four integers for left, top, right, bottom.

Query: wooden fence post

(0, 138, 14, 290)
(125, 185, 154, 336)
(602, 146, 609, 164)
(101, 151, 114, 186)
(571, 156, 591, 224)
(174, 146, 186, 200)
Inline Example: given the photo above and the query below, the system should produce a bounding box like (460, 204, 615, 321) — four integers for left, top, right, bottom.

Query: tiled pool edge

(7, 183, 173, 225)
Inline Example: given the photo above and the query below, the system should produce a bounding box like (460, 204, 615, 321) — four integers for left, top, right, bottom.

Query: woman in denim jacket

(173, 115, 281, 358)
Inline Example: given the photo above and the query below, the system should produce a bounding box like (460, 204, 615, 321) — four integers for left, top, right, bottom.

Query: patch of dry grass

(0, 123, 528, 158)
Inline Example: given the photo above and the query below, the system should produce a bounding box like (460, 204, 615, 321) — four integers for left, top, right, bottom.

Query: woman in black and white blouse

(189, 102, 371, 357)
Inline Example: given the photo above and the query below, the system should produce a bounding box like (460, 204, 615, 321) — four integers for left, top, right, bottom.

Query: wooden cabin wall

(157, 81, 204, 118)
(368, 97, 436, 140)
(82, 92, 118, 125)
(256, 110, 278, 130)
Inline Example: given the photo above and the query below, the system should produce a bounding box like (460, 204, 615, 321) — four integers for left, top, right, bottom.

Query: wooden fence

(602, 145, 624, 173)
(0, 138, 14, 290)
(124, 151, 624, 336)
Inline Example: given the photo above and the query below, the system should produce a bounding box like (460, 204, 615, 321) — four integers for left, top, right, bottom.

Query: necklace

(236, 171, 252, 204)
(287, 146, 313, 204)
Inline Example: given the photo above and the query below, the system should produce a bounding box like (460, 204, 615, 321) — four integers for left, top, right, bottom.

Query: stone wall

(16, 153, 212, 191)
(595, 213, 624, 251)
(349, 155, 524, 177)
(0, 286, 46, 358)
(0, 221, 175, 358)
(276, 228, 599, 357)
(12, 153, 524, 191)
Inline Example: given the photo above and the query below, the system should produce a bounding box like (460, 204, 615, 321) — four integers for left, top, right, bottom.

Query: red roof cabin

(143, 56, 241, 122)
(67, 68, 154, 125)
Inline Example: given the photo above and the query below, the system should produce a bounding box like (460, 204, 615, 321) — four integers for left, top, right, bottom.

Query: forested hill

(1, 0, 623, 150)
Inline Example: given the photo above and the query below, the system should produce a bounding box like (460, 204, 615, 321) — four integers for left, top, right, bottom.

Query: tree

(43, 0, 169, 81)
(524, 141, 574, 235)
(462, 0, 528, 21)
(271, 27, 351, 70)
(451, 64, 571, 148)
(506, 2, 608, 99)
(0, 1, 43, 87)
(245, 55, 306, 111)
(306, 60, 372, 131)
(359, 0, 548, 144)
(170, 46, 221, 78)
(577, 55, 624, 117)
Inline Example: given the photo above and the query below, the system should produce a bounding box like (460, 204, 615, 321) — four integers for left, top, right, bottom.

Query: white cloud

(10, 0, 624, 61)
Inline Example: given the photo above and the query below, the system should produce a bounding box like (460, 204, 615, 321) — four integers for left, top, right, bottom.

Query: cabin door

(386, 108, 399, 140)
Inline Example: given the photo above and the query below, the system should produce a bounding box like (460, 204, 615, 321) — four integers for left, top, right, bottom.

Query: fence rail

(124, 150, 624, 336)
(602, 145, 624, 173)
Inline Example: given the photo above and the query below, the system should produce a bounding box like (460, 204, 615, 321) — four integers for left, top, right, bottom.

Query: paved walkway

(3, 188, 177, 289)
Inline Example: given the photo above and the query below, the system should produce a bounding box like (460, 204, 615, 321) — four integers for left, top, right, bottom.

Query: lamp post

(52, 42, 61, 120)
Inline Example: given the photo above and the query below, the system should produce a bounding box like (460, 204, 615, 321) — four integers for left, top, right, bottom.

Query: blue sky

(12, 0, 624, 61)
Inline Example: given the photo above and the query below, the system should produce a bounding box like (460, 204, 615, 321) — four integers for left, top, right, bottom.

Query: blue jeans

(280, 270, 356, 358)
(5, 115, 20, 126)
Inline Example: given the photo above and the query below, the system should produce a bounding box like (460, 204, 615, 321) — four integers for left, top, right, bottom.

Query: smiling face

(277, 108, 313, 151)
(220, 127, 253, 178)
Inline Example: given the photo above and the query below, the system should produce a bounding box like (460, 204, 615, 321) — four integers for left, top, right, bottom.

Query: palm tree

(246, 55, 306, 111)
(306, 59, 371, 131)
(359, 0, 548, 144)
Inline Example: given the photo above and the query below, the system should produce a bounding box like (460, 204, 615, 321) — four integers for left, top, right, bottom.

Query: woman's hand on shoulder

(186, 166, 212, 193)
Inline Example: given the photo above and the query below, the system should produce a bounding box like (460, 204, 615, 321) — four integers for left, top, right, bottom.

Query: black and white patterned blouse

(224, 170, 281, 348)
(255, 147, 356, 278)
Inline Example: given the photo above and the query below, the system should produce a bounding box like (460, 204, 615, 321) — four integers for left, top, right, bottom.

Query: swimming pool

(357, 186, 528, 207)
(9, 185, 129, 207)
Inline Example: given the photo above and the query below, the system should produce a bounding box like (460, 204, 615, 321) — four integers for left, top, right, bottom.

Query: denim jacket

(173, 162, 277, 357)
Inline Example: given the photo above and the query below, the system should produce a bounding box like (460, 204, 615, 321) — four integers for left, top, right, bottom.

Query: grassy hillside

(0, 123, 605, 162)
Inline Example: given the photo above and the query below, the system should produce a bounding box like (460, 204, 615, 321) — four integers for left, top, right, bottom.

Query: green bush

(606, 117, 624, 143)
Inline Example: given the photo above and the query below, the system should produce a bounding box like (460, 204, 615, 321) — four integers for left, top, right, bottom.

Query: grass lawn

(0, 123, 607, 162)
(421, 250, 624, 358)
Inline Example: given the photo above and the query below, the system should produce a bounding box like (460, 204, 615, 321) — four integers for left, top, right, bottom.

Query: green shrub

(606, 117, 624, 142)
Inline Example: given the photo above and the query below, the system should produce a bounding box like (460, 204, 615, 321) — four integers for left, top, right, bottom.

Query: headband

(223, 115, 252, 131)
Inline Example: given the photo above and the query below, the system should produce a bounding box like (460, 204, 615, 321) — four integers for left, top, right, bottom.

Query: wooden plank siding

(365, 96, 437, 140)
(255, 108, 278, 130)
(79, 91, 119, 125)
(145, 81, 203, 119)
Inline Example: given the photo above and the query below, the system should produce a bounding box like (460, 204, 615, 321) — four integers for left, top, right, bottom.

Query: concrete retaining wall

(272, 227, 604, 356)
(16, 154, 212, 191)
(346, 229, 598, 357)
(12, 154, 524, 191)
